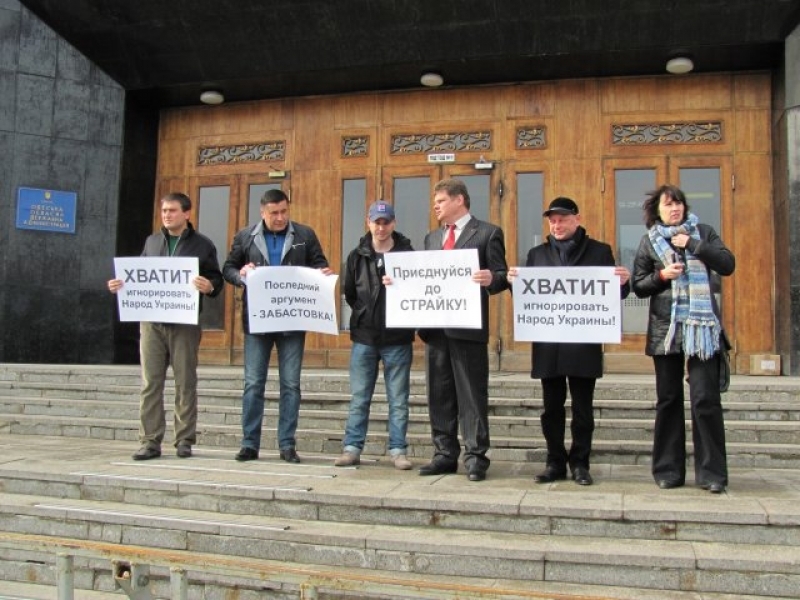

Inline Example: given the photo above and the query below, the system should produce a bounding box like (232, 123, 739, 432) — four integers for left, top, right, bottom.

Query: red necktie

(443, 224, 456, 250)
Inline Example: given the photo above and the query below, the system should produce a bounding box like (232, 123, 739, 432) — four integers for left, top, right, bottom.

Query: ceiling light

(420, 71, 444, 87)
(200, 90, 225, 105)
(666, 56, 694, 75)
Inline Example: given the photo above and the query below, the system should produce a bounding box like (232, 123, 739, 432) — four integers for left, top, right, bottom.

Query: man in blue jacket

(223, 189, 331, 463)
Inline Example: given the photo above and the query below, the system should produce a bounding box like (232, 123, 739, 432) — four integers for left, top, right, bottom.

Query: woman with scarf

(632, 184, 735, 494)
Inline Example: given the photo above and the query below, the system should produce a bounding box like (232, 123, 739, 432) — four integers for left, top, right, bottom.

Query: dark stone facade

(782, 25, 800, 374)
(0, 1, 126, 363)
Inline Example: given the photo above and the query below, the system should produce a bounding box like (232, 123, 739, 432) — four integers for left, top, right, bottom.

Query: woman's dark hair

(642, 184, 689, 228)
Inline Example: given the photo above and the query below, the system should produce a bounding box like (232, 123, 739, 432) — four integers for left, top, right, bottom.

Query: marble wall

(0, 1, 125, 363)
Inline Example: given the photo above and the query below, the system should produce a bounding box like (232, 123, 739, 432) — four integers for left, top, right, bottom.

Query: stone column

(779, 24, 800, 374)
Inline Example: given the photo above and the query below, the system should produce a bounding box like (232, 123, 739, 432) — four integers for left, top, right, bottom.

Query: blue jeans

(241, 332, 305, 451)
(343, 342, 412, 455)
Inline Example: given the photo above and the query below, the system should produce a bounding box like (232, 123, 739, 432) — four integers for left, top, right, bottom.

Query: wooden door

(601, 156, 735, 371)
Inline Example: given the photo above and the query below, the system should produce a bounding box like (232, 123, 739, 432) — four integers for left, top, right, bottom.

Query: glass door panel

(614, 169, 656, 334)
(678, 167, 721, 232)
(197, 185, 230, 330)
(247, 183, 283, 226)
(391, 175, 434, 251)
(339, 178, 368, 330)
(675, 164, 725, 317)
(516, 172, 545, 265)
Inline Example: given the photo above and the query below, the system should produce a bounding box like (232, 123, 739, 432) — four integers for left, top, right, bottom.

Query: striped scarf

(648, 213, 720, 360)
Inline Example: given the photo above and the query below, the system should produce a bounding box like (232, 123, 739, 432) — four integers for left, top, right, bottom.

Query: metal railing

(0, 531, 616, 600)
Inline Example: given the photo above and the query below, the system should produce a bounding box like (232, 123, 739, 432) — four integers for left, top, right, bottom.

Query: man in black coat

(510, 197, 630, 485)
(417, 178, 509, 482)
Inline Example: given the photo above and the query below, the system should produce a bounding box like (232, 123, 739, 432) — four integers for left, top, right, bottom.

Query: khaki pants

(139, 322, 202, 448)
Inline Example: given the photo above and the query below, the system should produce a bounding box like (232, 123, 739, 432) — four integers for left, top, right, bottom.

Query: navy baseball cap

(543, 197, 579, 216)
(368, 201, 395, 222)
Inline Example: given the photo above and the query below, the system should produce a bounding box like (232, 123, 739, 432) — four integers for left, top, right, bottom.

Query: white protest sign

(384, 249, 482, 329)
(113, 256, 200, 324)
(246, 266, 339, 335)
(513, 266, 622, 343)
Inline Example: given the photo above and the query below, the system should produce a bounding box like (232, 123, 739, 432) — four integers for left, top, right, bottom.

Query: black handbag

(719, 330, 732, 393)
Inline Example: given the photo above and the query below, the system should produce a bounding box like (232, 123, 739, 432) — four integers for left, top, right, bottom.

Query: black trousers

(652, 353, 728, 485)
(424, 331, 490, 471)
(540, 376, 596, 471)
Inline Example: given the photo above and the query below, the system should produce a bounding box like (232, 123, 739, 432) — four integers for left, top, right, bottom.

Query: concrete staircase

(1, 364, 798, 467)
(0, 363, 799, 599)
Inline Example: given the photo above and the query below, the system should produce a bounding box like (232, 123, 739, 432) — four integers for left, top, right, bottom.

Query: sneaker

(393, 454, 413, 470)
(334, 452, 360, 467)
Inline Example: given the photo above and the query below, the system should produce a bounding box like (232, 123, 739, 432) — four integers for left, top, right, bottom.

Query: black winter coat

(526, 227, 630, 379)
(141, 223, 223, 312)
(222, 220, 329, 333)
(632, 223, 734, 356)
(344, 231, 415, 347)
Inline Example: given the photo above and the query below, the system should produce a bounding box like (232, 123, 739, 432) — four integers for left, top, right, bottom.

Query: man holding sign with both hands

(415, 178, 509, 482)
(509, 197, 630, 486)
(107, 192, 223, 461)
(223, 189, 332, 464)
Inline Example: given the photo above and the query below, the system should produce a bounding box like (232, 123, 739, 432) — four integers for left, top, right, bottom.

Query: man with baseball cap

(335, 201, 416, 470)
(509, 196, 630, 486)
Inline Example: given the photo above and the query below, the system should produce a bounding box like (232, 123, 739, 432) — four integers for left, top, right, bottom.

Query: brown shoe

(334, 452, 360, 467)
(393, 455, 412, 470)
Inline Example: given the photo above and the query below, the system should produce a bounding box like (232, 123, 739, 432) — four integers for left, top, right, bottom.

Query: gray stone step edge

(1, 492, 800, 597)
(3, 414, 799, 459)
(2, 467, 799, 547)
(3, 537, 798, 600)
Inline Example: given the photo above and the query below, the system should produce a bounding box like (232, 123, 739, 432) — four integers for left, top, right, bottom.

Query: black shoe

(656, 478, 684, 489)
(279, 448, 301, 463)
(467, 466, 486, 482)
(132, 445, 161, 461)
(533, 466, 567, 483)
(235, 447, 259, 462)
(176, 443, 192, 458)
(571, 466, 593, 486)
(702, 482, 726, 494)
(418, 459, 458, 476)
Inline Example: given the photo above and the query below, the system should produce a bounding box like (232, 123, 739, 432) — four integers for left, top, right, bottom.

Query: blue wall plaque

(16, 187, 77, 233)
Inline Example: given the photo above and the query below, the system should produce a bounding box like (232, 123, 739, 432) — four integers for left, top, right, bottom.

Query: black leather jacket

(632, 223, 735, 356)
(344, 231, 415, 346)
(223, 220, 329, 333)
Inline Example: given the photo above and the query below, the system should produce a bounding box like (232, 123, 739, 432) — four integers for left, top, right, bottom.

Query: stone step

(3, 412, 800, 468)
(2, 396, 798, 446)
(3, 490, 797, 597)
(3, 386, 800, 422)
(2, 364, 798, 404)
(0, 434, 799, 599)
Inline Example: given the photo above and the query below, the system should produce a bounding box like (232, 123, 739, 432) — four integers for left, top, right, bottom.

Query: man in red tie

(417, 178, 509, 481)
